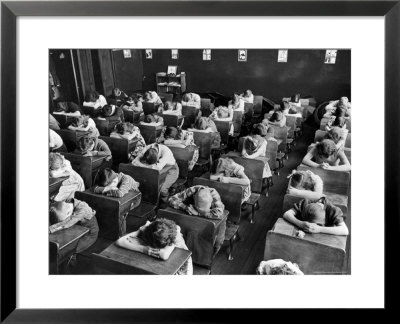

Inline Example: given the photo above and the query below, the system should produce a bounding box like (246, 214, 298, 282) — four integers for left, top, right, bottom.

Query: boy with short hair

(283, 197, 348, 235)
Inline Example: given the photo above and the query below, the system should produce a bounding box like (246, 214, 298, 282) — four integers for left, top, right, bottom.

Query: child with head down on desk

(49, 153, 85, 202)
(283, 196, 348, 236)
(93, 168, 139, 198)
(168, 185, 226, 257)
(116, 218, 193, 275)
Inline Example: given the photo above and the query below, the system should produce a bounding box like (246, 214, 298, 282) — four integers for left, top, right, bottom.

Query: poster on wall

(238, 49, 247, 62)
(203, 49, 211, 60)
(325, 50, 337, 64)
(145, 49, 152, 59)
(123, 49, 131, 58)
(171, 49, 179, 59)
(278, 50, 288, 62)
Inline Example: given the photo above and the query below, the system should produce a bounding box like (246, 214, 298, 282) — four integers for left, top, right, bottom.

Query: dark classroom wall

(141, 49, 351, 103)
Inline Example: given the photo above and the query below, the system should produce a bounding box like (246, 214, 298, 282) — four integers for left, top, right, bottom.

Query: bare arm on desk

(322, 151, 351, 172)
(319, 222, 349, 236)
(49, 215, 80, 233)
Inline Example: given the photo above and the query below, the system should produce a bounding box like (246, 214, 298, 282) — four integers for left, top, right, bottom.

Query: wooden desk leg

(119, 212, 129, 237)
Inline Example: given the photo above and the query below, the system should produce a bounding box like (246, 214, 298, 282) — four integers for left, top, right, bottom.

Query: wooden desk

(162, 114, 184, 128)
(159, 207, 228, 268)
(75, 188, 142, 240)
(100, 136, 139, 164)
(62, 153, 111, 188)
(49, 225, 89, 274)
(264, 218, 347, 274)
(49, 176, 69, 199)
(55, 129, 89, 152)
(92, 242, 191, 275)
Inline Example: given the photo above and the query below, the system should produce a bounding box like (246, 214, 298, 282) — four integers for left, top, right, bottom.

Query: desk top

(272, 218, 346, 250)
(99, 243, 192, 275)
(49, 225, 89, 250)
(81, 187, 142, 205)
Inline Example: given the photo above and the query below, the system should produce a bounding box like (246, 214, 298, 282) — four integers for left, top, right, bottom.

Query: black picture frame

(1, 0, 398, 321)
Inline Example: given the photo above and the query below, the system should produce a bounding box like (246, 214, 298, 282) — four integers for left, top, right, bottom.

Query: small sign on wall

(203, 49, 211, 61)
(171, 49, 179, 59)
(145, 49, 152, 59)
(123, 50, 131, 58)
(325, 50, 337, 64)
(278, 50, 288, 63)
(238, 49, 247, 62)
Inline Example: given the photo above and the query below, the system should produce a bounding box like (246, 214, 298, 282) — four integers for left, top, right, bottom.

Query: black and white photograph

(48, 48, 351, 276)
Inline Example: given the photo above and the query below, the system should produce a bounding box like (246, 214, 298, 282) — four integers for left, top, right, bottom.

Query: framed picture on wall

(2, 0, 396, 321)
(325, 49, 338, 64)
(145, 49, 152, 59)
(238, 49, 247, 61)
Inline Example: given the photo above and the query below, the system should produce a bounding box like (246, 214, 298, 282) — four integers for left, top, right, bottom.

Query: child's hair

(71, 115, 89, 128)
(302, 197, 327, 225)
(279, 100, 290, 111)
(335, 106, 346, 117)
(49, 201, 68, 225)
(139, 218, 177, 249)
(252, 123, 267, 137)
(49, 152, 65, 171)
(215, 157, 235, 175)
(324, 127, 341, 144)
(164, 101, 174, 111)
(114, 122, 127, 135)
(140, 147, 158, 165)
(316, 139, 337, 158)
(333, 116, 346, 128)
(269, 264, 299, 275)
(269, 111, 283, 122)
(245, 89, 253, 96)
(77, 136, 95, 153)
(85, 90, 99, 103)
(96, 168, 118, 187)
(194, 117, 208, 130)
(216, 107, 229, 118)
(102, 105, 113, 117)
(144, 91, 153, 101)
(288, 170, 314, 190)
(144, 114, 157, 123)
(339, 96, 349, 104)
(113, 88, 121, 96)
(244, 136, 258, 154)
(164, 127, 179, 139)
(132, 93, 143, 103)
(291, 93, 301, 103)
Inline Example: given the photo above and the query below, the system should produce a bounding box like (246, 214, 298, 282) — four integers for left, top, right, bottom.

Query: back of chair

(266, 139, 278, 170)
(297, 164, 350, 196)
(122, 109, 142, 124)
(232, 111, 243, 133)
(168, 145, 196, 178)
(181, 105, 198, 129)
(162, 114, 182, 128)
(319, 117, 331, 130)
(253, 95, 263, 115)
(142, 102, 156, 116)
(314, 130, 325, 142)
(62, 153, 94, 188)
(282, 194, 303, 214)
(55, 129, 89, 152)
(200, 98, 211, 110)
(192, 131, 212, 161)
(100, 136, 138, 164)
(244, 102, 254, 116)
(81, 106, 96, 118)
(213, 120, 231, 145)
(193, 177, 243, 224)
(119, 164, 160, 205)
(269, 125, 288, 151)
(345, 133, 351, 148)
(138, 124, 162, 144)
(225, 156, 264, 193)
(285, 115, 296, 138)
(159, 92, 173, 103)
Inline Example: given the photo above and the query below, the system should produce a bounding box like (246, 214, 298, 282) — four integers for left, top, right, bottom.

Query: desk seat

(92, 242, 192, 275)
(75, 188, 142, 240)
